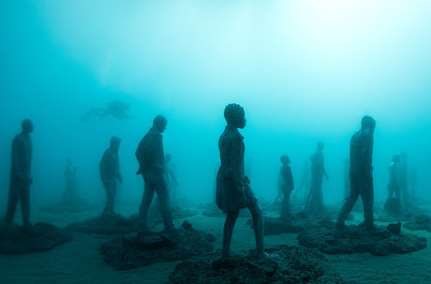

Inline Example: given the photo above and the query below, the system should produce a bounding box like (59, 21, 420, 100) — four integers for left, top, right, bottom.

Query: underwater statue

(63, 158, 79, 204)
(136, 115, 174, 232)
(277, 155, 294, 220)
(304, 142, 328, 216)
(3, 119, 34, 229)
(216, 103, 264, 258)
(387, 155, 401, 201)
(336, 115, 376, 231)
(164, 153, 179, 204)
(81, 100, 132, 121)
(99, 136, 122, 216)
(399, 152, 410, 208)
(383, 154, 402, 216)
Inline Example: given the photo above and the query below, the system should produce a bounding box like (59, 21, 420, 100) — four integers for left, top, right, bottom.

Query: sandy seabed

(1, 202, 431, 284)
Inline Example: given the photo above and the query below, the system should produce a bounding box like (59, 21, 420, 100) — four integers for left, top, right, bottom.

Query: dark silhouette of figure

(216, 104, 264, 258)
(399, 152, 410, 208)
(136, 115, 174, 232)
(278, 155, 294, 220)
(63, 158, 79, 204)
(336, 116, 376, 231)
(305, 142, 328, 215)
(387, 155, 401, 201)
(100, 137, 122, 216)
(164, 154, 179, 204)
(4, 119, 34, 228)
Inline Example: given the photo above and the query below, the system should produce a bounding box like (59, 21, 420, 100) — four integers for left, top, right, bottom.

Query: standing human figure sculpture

(336, 116, 376, 231)
(3, 119, 34, 230)
(63, 158, 78, 205)
(99, 136, 122, 216)
(164, 154, 179, 205)
(399, 152, 410, 209)
(387, 155, 401, 201)
(216, 104, 264, 259)
(136, 115, 174, 232)
(305, 142, 328, 215)
(278, 155, 294, 220)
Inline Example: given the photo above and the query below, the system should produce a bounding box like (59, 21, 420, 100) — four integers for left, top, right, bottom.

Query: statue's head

(361, 115, 376, 133)
(21, 119, 34, 134)
(224, 104, 246, 129)
(153, 115, 167, 133)
(110, 136, 121, 151)
(280, 155, 290, 165)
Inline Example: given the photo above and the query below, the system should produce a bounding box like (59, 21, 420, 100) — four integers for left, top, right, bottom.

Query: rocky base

(101, 221, 216, 270)
(298, 222, 427, 256)
(66, 214, 140, 235)
(404, 214, 431, 232)
(0, 223, 72, 254)
(168, 245, 345, 284)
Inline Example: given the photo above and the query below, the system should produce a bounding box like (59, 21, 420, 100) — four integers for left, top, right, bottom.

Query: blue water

(1, 2, 431, 283)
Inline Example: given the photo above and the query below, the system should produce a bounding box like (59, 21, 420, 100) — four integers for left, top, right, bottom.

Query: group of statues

(2, 103, 414, 259)
(275, 116, 376, 230)
(98, 115, 176, 232)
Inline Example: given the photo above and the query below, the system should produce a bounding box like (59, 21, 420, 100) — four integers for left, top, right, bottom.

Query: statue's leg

(361, 179, 374, 229)
(336, 185, 360, 228)
(19, 182, 31, 228)
(222, 210, 239, 258)
(248, 202, 264, 258)
(157, 178, 174, 231)
(139, 177, 155, 231)
(4, 181, 19, 225)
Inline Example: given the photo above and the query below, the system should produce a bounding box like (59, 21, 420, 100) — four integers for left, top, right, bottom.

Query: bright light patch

(39, 0, 431, 132)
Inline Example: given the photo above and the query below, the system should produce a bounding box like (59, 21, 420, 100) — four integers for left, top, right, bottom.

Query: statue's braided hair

(224, 103, 245, 126)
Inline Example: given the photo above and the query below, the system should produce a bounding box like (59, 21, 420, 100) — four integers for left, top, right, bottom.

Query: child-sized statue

(216, 104, 264, 259)
(100, 136, 122, 216)
(278, 155, 294, 220)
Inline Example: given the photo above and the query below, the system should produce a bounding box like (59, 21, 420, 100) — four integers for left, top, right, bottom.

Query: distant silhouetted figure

(305, 142, 328, 215)
(337, 116, 376, 231)
(216, 104, 264, 258)
(136, 115, 174, 232)
(278, 155, 294, 220)
(399, 152, 410, 208)
(4, 119, 34, 229)
(63, 158, 79, 204)
(387, 155, 401, 201)
(100, 137, 122, 216)
(164, 154, 179, 204)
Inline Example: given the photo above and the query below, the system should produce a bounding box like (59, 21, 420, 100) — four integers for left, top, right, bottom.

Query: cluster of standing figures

(385, 153, 413, 213)
(3, 104, 378, 259)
